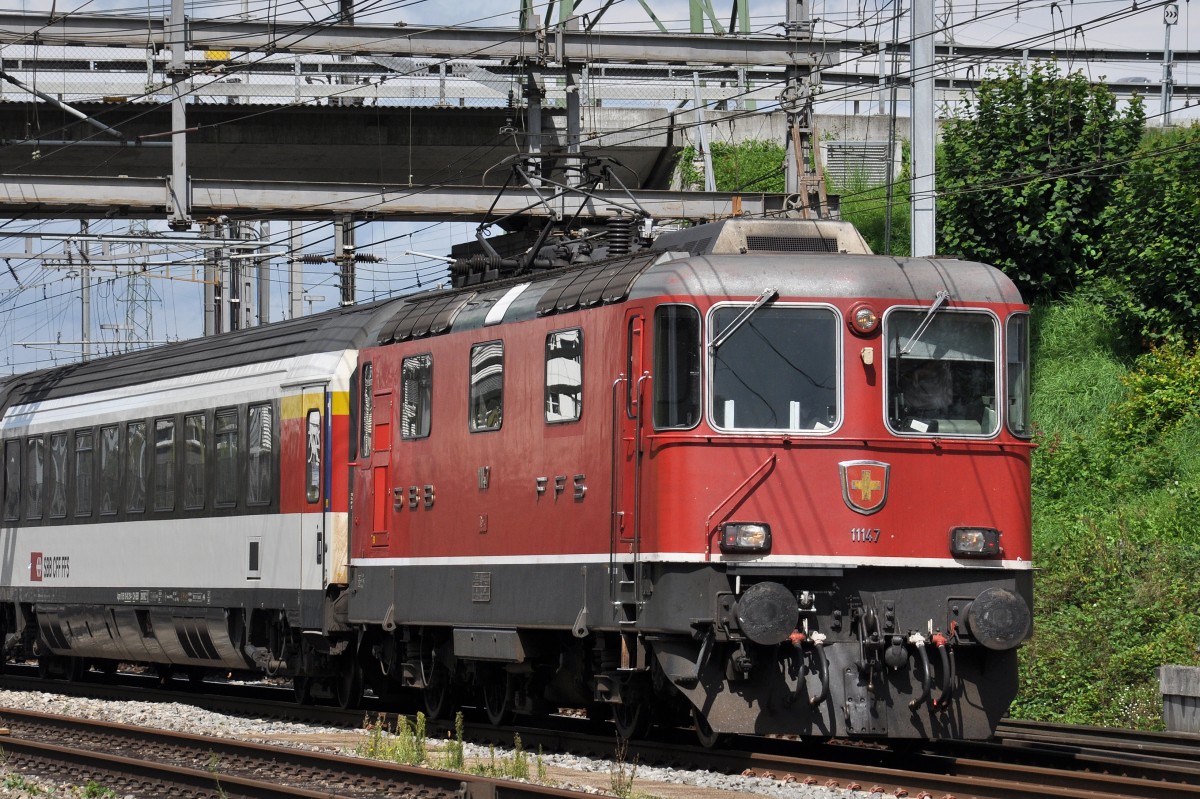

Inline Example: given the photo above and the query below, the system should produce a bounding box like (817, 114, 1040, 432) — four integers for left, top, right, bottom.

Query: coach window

(469, 341, 504, 432)
(653, 305, 701, 430)
(26, 436, 44, 520)
(48, 433, 68, 519)
(546, 329, 583, 423)
(306, 409, 321, 504)
(886, 309, 998, 437)
(215, 409, 239, 507)
(401, 354, 433, 439)
(1007, 314, 1033, 438)
(154, 418, 176, 512)
(126, 422, 147, 513)
(247, 403, 273, 506)
(99, 425, 120, 516)
(184, 413, 206, 510)
(3, 441, 20, 522)
(360, 362, 374, 455)
(710, 305, 838, 432)
(74, 430, 94, 518)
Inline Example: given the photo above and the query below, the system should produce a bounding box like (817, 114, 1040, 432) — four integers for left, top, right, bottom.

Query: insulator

(298, 253, 327, 264)
(353, 253, 383, 263)
(469, 254, 502, 270)
(607, 215, 635, 256)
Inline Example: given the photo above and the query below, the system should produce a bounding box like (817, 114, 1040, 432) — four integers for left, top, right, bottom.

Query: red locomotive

(0, 216, 1031, 743)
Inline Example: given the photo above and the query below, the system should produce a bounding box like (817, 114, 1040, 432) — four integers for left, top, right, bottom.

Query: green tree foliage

(938, 63, 1144, 300)
(1098, 124, 1200, 339)
(677, 140, 785, 192)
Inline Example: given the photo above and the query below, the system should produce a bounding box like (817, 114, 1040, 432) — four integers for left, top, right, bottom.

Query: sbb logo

(29, 553, 68, 581)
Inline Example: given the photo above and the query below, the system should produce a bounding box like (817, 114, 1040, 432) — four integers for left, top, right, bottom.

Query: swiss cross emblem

(839, 460, 890, 515)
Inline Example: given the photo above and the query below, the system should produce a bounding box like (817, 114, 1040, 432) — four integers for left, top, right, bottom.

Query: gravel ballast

(0, 689, 910, 799)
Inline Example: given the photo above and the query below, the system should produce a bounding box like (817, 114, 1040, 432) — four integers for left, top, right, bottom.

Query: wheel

(335, 660, 364, 710)
(36, 655, 56, 680)
(66, 657, 89, 682)
(155, 664, 174, 687)
(424, 672, 456, 720)
(692, 708, 728, 749)
(186, 667, 207, 687)
(420, 641, 457, 720)
(481, 666, 514, 727)
(293, 676, 314, 706)
(612, 699, 651, 740)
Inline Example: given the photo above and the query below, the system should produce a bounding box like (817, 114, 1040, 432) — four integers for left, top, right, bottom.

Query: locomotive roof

(630, 252, 1025, 307)
(373, 250, 1023, 345)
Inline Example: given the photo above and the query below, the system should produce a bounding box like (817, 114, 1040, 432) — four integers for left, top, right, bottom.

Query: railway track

(0, 706, 598, 799)
(3, 670, 1199, 799)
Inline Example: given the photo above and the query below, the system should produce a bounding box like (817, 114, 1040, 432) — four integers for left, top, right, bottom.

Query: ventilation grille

(822, 140, 900, 190)
(745, 235, 840, 253)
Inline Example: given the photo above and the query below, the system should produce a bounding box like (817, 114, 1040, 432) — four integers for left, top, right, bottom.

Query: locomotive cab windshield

(887, 308, 1000, 436)
(708, 302, 840, 432)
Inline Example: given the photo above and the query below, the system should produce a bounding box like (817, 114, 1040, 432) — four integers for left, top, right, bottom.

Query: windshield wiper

(709, 288, 778, 354)
(900, 289, 950, 355)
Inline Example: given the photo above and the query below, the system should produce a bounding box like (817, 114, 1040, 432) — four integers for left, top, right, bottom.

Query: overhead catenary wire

(2, 0, 1190, 369)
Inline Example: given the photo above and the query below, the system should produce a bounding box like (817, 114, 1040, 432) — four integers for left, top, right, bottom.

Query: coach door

(612, 308, 648, 621)
(299, 384, 328, 588)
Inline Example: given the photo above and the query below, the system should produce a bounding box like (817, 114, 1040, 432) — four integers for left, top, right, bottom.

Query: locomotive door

(299, 384, 328, 588)
(612, 308, 648, 620)
(369, 390, 394, 549)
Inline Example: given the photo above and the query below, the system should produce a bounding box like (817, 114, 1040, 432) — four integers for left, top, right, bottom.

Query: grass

(355, 712, 552, 788)
(1013, 296, 1200, 728)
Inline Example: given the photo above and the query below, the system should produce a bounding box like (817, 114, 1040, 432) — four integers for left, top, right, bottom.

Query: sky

(0, 0, 1195, 373)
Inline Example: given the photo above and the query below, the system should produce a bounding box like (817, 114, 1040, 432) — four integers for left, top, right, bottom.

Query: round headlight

(849, 304, 880, 335)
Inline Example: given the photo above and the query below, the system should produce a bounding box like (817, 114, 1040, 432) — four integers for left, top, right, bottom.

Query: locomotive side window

(48, 433, 68, 519)
(546, 329, 582, 424)
(99, 425, 120, 516)
(26, 436, 44, 520)
(886, 309, 999, 436)
(184, 413, 207, 510)
(247, 403, 274, 506)
(709, 305, 838, 432)
(360, 362, 374, 455)
(126, 422, 147, 513)
(401, 354, 433, 439)
(1007, 314, 1033, 438)
(469, 341, 504, 432)
(215, 409, 239, 507)
(3, 440, 20, 521)
(154, 418, 176, 512)
(74, 431, 94, 518)
(653, 305, 701, 430)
